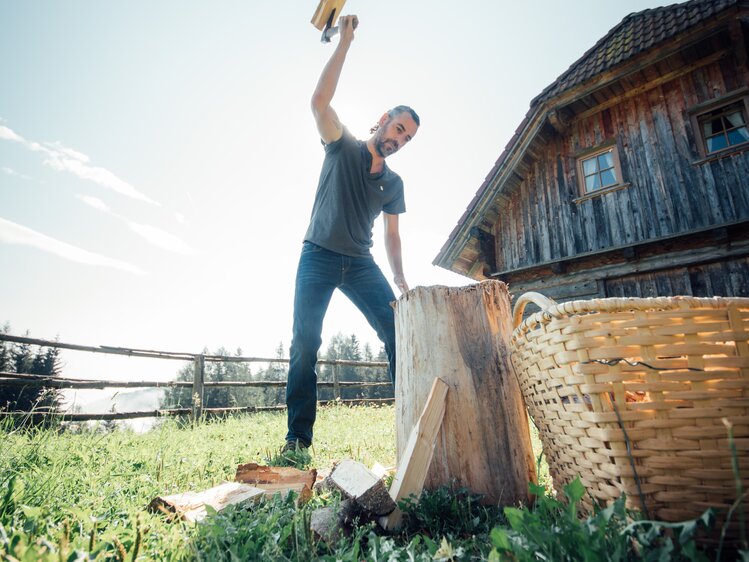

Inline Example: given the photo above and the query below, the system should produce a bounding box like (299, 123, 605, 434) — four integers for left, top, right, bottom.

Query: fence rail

(0, 334, 392, 421)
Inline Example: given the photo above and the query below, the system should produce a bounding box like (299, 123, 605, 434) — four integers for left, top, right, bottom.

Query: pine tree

(0, 326, 63, 424)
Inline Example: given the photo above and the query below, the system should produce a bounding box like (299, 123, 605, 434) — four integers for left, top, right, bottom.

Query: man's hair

(388, 105, 420, 127)
(370, 105, 421, 134)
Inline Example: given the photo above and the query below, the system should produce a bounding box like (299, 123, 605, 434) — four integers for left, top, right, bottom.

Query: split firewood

(234, 462, 317, 504)
(379, 377, 449, 532)
(324, 459, 396, 516)
(148, 482, 265, 522)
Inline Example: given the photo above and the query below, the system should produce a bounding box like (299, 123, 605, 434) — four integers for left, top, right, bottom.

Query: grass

(0, 403, 745, 561)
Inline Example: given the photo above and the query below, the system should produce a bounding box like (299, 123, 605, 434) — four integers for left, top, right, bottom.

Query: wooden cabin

(434, 0, 749, 302)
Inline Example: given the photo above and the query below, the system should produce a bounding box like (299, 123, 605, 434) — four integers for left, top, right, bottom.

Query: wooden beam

(712, 227, 729, 243)
(491, 220, 749, 279)
(547, 109, 569, 134)
(550, 261, 567, 274)
(192, 355, 205, 421)
(0, 399, 395, 422)
(379, 377, 449, 532)
(470, 227, 498, 275)
(0, 334, 389, 368)
(0, 373, 391, 390)
(574, 48, 730, 121)
(500, 240, 749, 297)
(729, 18, 748, 69)
(0, 373, 193, 389)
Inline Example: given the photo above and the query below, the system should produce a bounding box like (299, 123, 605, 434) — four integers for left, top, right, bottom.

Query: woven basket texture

(510, 292, 749, 538)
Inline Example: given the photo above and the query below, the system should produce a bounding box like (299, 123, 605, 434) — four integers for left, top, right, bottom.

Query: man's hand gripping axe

(311, 0, 354, 43)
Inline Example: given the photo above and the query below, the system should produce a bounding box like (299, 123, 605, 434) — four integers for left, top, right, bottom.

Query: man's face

(374, 112, 418, 158)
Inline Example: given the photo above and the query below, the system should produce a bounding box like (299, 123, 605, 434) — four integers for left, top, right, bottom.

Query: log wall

(495, 49, 749, 274)
(605, 255, 749, 297)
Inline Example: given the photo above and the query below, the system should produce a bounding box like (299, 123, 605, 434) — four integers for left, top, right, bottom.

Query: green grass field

(0, 404, 742, 561)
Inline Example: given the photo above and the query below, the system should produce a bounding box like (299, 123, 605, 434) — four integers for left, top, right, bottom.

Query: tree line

(0, 324, 63, 421)
(0, 324, 391, 418)
(160, 333, 392, 410)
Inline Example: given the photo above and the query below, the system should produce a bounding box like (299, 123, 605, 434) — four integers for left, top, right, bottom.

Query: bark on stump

(393, 281, 537, 506)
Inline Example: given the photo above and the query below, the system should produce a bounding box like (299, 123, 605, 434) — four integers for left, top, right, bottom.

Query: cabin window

(698, 101, 749, 154)
(689, 90, 749, 159)
(576, 145, 623, 195)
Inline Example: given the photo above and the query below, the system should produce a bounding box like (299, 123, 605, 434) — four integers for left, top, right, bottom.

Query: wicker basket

(510, 292, 749, 534)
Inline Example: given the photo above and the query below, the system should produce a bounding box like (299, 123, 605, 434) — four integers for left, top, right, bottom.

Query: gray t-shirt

(304, 127, 406, 257)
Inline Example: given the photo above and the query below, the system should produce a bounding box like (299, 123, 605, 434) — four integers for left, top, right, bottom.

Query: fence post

(192, 354, 205, 421)
(333, 362, 341, 400)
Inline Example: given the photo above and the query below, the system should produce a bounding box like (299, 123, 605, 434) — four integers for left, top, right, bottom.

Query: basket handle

(513, 292, 558, 329)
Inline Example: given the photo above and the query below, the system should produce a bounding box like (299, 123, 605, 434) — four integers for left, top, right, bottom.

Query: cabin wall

(605, 256, 749, 297)
(495, 53, 749, 274)
(500, 226, 749, 302)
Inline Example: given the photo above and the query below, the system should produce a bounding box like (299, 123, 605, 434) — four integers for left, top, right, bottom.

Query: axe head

(311, 0, 347, 32)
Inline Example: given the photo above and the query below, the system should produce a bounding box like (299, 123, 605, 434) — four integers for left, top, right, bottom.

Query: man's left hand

(394, 275, 409, 295)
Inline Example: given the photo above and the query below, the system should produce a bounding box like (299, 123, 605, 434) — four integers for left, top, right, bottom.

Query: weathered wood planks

(492, 51, 749, 280)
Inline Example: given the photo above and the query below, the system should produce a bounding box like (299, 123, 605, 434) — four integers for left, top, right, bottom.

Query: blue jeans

(286, 241, 396, 446)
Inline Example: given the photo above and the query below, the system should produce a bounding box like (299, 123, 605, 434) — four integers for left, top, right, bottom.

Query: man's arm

(384, 213, 409, 295)
(311, 15, 358, 144)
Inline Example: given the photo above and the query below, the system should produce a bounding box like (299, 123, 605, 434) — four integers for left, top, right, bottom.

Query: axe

(311, 0, 355, 43)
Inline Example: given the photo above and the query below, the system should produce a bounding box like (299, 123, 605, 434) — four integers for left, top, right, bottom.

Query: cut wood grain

(325, 459, 396, 516)
(234, 463, 316, 503)
(148, 482, 264, 522)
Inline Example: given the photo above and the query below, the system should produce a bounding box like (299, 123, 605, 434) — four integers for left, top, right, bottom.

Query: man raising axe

(283, 14, 420, 454)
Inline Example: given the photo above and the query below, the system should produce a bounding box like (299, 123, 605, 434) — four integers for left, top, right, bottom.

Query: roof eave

(432, 103, 548, 274)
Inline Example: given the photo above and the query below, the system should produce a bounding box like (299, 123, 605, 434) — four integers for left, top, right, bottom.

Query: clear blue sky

(0, 1, 672, 394)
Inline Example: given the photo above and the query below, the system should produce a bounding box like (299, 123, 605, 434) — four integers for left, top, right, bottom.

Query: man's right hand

(337, 15, 358, 44)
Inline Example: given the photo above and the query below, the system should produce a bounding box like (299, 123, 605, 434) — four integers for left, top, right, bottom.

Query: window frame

(575, 141, 625, 198)
(689, 89, 749, 159)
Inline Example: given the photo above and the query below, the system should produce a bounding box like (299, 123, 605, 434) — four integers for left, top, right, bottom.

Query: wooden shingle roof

(533, 0, 738, 105)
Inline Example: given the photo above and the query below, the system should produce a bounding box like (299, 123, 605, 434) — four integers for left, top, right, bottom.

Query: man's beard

(374, 135, 398, 158)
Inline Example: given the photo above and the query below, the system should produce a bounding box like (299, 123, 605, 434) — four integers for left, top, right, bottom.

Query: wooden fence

(0, 334, 392, 422)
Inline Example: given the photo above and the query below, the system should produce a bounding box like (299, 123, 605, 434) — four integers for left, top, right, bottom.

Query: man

(284, 15, 419, 452)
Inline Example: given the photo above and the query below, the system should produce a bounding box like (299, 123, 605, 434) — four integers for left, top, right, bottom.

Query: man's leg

(339, 256, 398, 383)
(286, 243, 338, 446)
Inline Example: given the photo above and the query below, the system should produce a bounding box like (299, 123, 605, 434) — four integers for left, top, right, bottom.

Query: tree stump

(393, 281, 536, 506)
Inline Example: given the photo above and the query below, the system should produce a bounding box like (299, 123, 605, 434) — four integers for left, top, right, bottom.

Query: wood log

(393, 281, 537, 506)
(310, 499, 358, 543)
(324, 459, 396, 515)
(234, 463, 316, 503)
(379, 377, 448, 531)
(148, 482, 265, 522)
(310, 507, 341, 543)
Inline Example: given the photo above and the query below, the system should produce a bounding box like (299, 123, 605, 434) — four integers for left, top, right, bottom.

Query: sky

(0, 0, 675, 407)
